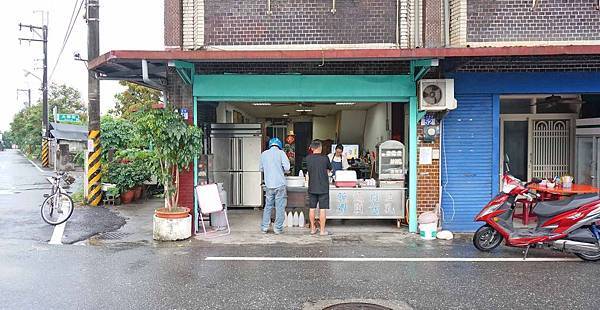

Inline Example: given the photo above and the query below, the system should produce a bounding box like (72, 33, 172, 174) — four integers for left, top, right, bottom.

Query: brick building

(91, 0, 600, 233)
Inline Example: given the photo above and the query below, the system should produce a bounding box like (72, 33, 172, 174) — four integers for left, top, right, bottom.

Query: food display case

(378, 140, 405, 188)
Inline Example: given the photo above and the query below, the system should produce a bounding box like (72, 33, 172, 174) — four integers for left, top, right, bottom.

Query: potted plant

(106, 161, 137, 204)
(134, 108, 202, 241)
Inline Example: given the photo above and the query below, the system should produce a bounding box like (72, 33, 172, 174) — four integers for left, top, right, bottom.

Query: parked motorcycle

(473, 157, 600, 261)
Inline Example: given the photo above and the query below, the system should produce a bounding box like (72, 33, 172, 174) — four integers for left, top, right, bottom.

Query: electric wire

(49, 0, 84, 81)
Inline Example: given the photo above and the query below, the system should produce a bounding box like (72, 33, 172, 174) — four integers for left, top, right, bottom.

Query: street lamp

(23, 69, 42, 82)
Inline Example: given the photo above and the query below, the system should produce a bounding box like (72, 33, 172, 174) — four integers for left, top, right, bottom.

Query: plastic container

(419, 223, 438, 240)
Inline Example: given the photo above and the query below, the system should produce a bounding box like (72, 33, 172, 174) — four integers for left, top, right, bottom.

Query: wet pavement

(1, 238, 600, 310)
(0, 149, 125, 244)
(2, 149, 600, 309)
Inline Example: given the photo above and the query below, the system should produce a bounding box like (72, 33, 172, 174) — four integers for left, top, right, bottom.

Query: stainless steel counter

(285, 186, 406, 221)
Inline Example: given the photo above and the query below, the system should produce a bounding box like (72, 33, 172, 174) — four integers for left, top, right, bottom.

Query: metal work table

(285, 186, 406, 226)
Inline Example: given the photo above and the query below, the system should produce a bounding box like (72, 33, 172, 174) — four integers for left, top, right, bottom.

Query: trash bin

(210, 183, 228, 231)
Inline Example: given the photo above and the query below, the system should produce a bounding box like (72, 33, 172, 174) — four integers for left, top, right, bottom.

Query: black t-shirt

(306, 154, 332, 194)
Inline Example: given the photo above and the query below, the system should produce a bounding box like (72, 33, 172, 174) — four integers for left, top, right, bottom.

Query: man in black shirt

(305, 140, 332, 236)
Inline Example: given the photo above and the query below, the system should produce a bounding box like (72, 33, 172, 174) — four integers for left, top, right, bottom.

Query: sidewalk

(81, 198, 460, 247)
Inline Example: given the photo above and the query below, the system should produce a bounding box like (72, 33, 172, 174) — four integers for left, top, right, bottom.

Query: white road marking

(22, 152, 44, 173)
(48, 222, 66, 245)
(205, 256, 581, 262)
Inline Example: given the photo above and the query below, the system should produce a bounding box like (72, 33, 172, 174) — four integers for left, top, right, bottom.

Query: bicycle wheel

(41, 193, 74, 225)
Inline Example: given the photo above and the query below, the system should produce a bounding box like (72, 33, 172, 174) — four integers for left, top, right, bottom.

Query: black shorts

(309, 193, 330, 209)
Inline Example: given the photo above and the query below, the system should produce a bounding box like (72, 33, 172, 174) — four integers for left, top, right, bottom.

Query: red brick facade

(164, 0, 183, 49)
(466, 0, 600, 43)
(203, 0, 397, 46)
(416, 124, 440, 214)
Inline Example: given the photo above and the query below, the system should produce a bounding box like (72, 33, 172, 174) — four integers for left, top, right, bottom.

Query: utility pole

(86, 0, 102, 206)
(18, 21, 49, 167)
(17, 89, 32, 107)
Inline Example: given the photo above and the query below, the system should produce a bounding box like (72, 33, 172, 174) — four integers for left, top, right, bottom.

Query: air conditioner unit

(419, 79, 457, 111)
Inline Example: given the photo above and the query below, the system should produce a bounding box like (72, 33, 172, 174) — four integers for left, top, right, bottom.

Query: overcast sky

(1, 0, 164, 131)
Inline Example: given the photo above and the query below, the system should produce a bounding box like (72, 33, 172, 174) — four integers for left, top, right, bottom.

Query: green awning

(193, 74, 415, 103)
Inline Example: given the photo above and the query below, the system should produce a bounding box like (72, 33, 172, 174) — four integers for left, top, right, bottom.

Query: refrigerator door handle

(238, 138, 243, 171)
(239, 173, 244, 204)
(230, 173, 236, 205)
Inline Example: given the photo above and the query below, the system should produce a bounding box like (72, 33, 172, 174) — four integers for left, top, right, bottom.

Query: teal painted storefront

(176, 60, 434, 233)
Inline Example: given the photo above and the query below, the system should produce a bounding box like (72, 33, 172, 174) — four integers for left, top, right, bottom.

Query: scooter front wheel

(473, 225, 503, 252)
(575, 252, 600, 262)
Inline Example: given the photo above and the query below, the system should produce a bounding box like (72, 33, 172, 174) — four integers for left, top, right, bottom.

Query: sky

(1, 0, 164, 131)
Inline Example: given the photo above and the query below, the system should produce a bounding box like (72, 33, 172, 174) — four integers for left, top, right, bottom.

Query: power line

(49, 0, 84, 80)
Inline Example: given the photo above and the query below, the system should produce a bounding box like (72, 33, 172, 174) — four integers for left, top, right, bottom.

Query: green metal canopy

(193, 74, 415, 102)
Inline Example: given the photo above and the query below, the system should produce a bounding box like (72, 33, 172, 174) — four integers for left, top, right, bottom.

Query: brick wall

(195, 61, 411, 74)
(203, 0, 397, 46)
(451, 55, 600, 72)
(448, 0, 466, 46)
(164, 0, 183, 49)
(422, 0, 443, 47)
(416, 124, 440, 214)
(466, 0, 600, 44)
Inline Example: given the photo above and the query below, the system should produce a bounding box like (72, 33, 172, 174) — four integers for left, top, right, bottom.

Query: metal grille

(531, 120, 571, 179)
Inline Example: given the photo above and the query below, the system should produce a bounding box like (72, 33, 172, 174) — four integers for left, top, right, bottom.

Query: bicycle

(41, 172, 75, 225)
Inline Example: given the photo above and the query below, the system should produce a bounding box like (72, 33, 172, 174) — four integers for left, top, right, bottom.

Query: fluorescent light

(252, 103, 271, 106)
(282, 113, 289, 117)
(336, 102, 355, 106)
(295, 109, 313, 112)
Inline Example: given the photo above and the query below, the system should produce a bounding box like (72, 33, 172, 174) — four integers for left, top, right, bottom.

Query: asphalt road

(2, 238, 600, 310)
(2, 149, 600, 310)
(0, 149, 124, 244)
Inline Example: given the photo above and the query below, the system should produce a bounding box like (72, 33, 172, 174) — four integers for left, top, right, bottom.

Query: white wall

(216, 103, 256, 123)
(338, 110, 367, 145)
(363, 104, 390, 152)
(312, 115, 337, 140)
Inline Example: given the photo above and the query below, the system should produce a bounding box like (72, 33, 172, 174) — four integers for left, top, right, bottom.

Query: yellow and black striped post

(86, 130, 102, 206)
(41, 137, 50, 167)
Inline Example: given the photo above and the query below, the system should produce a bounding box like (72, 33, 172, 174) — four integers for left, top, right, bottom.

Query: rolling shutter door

(441, 95, 495, 232)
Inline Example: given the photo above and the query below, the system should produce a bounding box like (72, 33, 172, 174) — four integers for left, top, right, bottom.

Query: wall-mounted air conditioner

(419, 79, 457, 111)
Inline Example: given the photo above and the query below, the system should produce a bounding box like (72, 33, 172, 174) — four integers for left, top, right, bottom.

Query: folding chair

(195, 183, 231, 238)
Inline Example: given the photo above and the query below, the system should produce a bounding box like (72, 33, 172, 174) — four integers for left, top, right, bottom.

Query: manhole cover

(323, 303, 392, 310)
(96, 232, 131, 240)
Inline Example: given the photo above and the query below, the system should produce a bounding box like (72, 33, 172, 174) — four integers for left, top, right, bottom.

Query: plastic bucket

(419, 223, 437, 240)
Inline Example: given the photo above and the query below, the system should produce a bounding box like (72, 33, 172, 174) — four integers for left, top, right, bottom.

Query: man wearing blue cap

(260, 137, 291, 234)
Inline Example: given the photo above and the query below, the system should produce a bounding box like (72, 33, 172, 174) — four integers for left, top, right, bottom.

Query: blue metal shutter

(441, 95, 494, 232)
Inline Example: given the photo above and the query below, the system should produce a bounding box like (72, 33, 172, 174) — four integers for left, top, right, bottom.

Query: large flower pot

(153, 207, 192, 241)
(121, 189, 135, 204)
(134, 186, 143, 200)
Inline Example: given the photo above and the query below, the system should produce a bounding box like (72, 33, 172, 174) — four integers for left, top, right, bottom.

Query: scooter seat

(533, 194, 599, 218)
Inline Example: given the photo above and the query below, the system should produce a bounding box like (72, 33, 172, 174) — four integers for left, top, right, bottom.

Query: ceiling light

(282, 114, 289, 117)
(296, 109, 313, 112)
(336, 102, 356, 106)
(252, 103, 271, 106)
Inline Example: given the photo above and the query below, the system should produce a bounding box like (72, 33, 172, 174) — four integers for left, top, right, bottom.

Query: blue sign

(57, 114, 80, 123)
(180, 108, 189, 120)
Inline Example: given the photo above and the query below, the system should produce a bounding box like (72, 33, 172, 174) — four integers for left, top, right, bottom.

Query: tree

(134, 108, 203, 212)
(8, 83, 86, 157)
(47, 83, 87, 123)
(111, 81, 161, 118)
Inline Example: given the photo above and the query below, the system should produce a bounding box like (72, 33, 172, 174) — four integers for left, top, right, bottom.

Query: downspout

(413, 0, 420, 47)
(193, 94, 199, 234)
(396, 0, 400, 47)
(444, 0, 450, 46)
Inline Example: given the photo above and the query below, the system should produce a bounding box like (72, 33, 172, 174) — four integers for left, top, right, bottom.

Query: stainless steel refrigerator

(210, 124, 262, 207)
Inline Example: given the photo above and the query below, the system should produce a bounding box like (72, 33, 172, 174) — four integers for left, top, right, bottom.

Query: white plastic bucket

(419, 223, 437, 240)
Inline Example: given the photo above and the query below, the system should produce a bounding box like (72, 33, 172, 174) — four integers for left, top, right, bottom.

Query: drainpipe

(444, 0, 450, 46)
(396, 0, 400, 47)
(413, 0, 420, 47)
(193, 95, 199, 234)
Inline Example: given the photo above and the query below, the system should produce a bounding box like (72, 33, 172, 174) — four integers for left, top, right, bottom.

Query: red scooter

(473, 163, 600, 261)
